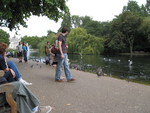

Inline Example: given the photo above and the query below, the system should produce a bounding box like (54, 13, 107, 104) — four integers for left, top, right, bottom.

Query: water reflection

(29, 52, 150, 81)
(68, 54, 150, 81)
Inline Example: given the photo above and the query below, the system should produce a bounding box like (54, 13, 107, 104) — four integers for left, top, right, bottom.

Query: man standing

(16, 42, 23, 62)
(55, 27, 76, 82)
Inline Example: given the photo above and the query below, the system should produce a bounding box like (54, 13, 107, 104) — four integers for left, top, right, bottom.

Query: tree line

(62, 1, 150, 55)
(0, 0, 150, 56)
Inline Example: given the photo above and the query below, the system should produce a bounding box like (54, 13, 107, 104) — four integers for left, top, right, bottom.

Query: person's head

(47, 41, 50, 45)
(52, 44, 55, 47)
(23, 42, 26, 46)
(62, 27, 69, 36)
(19, 41, 22, 45)
(0, 42, 8, 55)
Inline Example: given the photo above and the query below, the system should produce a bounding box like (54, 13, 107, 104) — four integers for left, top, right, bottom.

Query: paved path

(9, 58, 150, 113)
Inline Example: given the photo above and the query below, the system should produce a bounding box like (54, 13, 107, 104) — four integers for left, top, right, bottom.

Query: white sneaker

(37, 106, 52, 113)
(20, 79, 32, 85)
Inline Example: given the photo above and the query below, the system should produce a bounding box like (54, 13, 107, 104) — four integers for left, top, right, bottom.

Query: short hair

(62, 27, 69, 33)
(0, 42, 8, 54)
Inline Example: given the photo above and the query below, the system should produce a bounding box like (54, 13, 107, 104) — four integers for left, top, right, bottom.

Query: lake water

(29, 52, 150, 81)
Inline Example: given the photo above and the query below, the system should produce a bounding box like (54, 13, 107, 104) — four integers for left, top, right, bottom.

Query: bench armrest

(0, 83, 17, 113)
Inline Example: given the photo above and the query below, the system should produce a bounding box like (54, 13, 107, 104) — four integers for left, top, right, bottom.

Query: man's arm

(58, 41, 64, 59)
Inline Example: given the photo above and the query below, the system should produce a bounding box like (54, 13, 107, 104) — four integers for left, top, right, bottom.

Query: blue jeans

(23, 51, 28, 62)
(7, 61, 22, 80)
(55, 53, 73, 80)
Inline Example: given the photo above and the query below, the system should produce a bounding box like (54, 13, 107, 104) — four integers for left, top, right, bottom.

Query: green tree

(71, 15, 82, 28)
(123, 1, 148, 16)
(21, 36, 43, 49)
(138, 17, 150, 51)
(67, 28, 104, 55)
(146, 0, 150, 13)
(120, 12, 142, 56)
(0, 0, 69, 30)
(59, 12, 71, 31)
(107, 11, 142, 55)
(123, 1, 141, 13)
(71, 15, 111, 37)
(0, 29, 10, 44)
(38, 33, 56, 54)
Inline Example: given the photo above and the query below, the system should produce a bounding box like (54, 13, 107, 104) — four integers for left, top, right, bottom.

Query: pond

(29, 51, 150, 83)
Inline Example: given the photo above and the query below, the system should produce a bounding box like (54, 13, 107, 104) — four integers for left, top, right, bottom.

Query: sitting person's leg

(12, 82, 39, 113)
(3, 70, 17, 82)
(12, 82, 52, 113)
(7, 61, 32, 85)
(0, 81, 52, 113)
(7, 61, 21, 80)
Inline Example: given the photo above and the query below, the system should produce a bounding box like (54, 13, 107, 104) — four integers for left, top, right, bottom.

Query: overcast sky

(1, 0, 146, 38)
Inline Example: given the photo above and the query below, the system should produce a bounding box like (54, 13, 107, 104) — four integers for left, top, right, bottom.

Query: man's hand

(61, 54, 64, 59)
(10, 69, 16, 78)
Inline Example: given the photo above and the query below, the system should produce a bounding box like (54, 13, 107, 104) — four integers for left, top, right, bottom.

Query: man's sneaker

(55, 79, 64, 82)
(67, 78, 76, 82)
(20, 79, 32, 85)
(38, 106, 52, 113)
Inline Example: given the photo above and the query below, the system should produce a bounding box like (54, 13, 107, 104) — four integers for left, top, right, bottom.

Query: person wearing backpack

(50, 44, 57, 66)
(45, 41, 51, 65)
(50, 32, 62, 66)
(55, 27, 76, 82)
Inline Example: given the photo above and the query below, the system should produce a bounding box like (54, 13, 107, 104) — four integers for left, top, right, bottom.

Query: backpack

(51, 46, 58, 54)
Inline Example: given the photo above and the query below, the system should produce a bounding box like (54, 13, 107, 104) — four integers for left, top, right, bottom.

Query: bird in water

(128, 60, 133, 66)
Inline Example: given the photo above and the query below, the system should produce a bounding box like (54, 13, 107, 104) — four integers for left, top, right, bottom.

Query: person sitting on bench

(0, 42, 32, 85)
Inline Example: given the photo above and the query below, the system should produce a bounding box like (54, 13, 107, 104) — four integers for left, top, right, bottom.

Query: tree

(123, 1, 149, 16)
(71, 15, 82, 28)
(71, 15, 110, 37)
(146, 0, 150, 13)
(0, 29, 10, 44)
(38, 33, 56, 54)
(138, 17, 150, 51)
(59, 12, 71, 31)
(21, 36, 43, 49)
(67, 28, 104, 55)
(0, 0, 69, 30)
(110, 11, 142, 56)
(123, 1, 141, 13)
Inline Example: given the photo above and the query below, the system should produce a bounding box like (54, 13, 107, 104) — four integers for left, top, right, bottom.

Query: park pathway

(9, 58, 150, 113)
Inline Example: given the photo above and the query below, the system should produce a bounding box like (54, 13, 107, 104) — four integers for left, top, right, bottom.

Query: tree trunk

(130, 44, 133, 57)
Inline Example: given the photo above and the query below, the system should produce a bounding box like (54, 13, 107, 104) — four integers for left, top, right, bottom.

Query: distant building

(9, 35, 20, 49)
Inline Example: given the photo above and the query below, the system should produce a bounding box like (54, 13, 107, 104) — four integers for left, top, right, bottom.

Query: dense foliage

(0, 29, 10, 44)
(60, 1, 150, 55)
(21, 36, 43, 49)
(1, 0, 150, 56)
(67, 28, 104, 55)
(21, 32, 56, 53)
(0, 0, 68, 30)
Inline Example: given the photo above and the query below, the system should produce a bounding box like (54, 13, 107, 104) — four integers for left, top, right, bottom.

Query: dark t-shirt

(58, 34, 67, 54)
(0, 54, 7, 70)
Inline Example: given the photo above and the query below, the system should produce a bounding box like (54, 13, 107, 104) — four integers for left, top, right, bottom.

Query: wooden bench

(0, 71, 17, 113)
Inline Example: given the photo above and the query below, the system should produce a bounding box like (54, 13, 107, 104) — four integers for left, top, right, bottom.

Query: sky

(1, 0, 146, 38)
